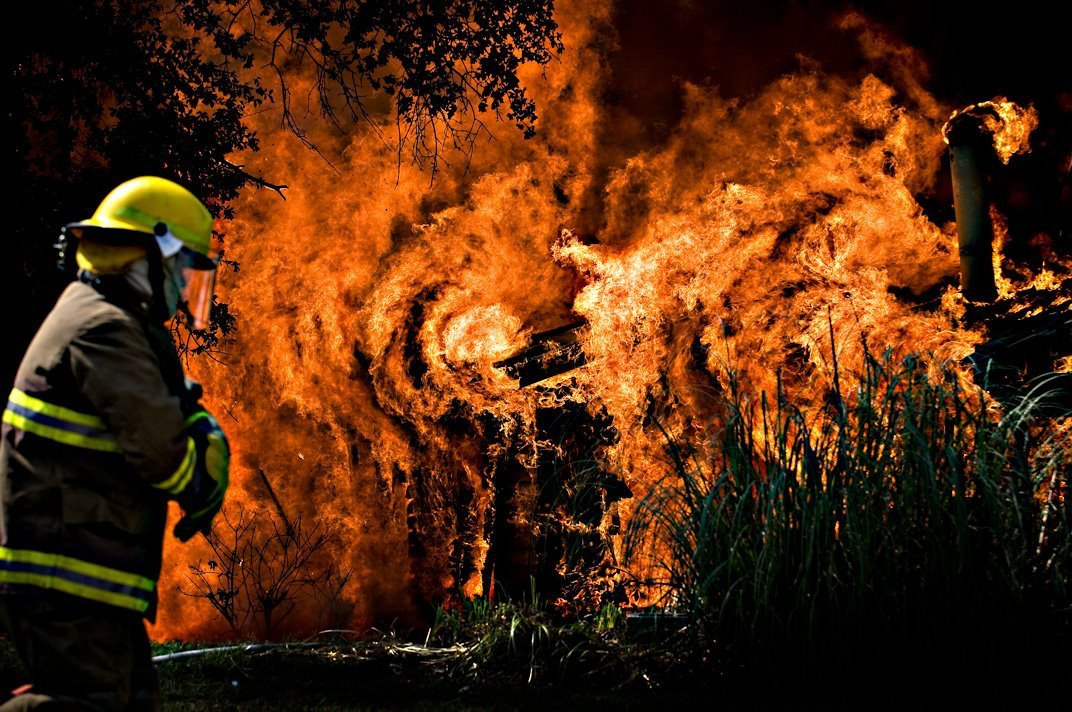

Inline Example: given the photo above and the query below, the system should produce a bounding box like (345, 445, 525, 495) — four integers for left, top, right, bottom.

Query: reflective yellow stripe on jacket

(2, 389, 120, 453)
(0, 546, 154, 612)
(153, 436, 196, 495)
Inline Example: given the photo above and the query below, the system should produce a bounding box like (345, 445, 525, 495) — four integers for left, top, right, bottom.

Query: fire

(151, 4, 1067, 639)
(942, 97, 1040, 164)
(440, 305, 529, 372)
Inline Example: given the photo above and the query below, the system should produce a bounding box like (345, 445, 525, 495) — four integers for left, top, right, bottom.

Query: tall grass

(625, 346, 1071, 682)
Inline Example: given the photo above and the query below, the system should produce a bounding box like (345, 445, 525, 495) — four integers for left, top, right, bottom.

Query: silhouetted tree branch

(5, 0, 560, 374)
(179, 0, 562, 176)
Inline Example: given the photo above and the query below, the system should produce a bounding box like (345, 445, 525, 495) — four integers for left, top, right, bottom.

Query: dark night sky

(608, 0, 1069, 131)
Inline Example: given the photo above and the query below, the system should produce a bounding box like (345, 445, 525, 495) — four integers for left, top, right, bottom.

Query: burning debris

(493, 321, 587, 387)
(944, 99, 1039, 303)
(939, 100, 1072, 401)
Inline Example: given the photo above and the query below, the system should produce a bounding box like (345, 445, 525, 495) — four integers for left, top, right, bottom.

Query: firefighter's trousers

(0, 594, 159, 711)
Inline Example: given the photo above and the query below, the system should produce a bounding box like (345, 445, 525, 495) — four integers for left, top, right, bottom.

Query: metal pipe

(948, 115, 998, 302)
(152, 642, 326, 663)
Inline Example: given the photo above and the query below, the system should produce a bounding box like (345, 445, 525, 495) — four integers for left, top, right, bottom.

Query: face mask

(169, 246, 218, 330)
(162, 255, 186, 319)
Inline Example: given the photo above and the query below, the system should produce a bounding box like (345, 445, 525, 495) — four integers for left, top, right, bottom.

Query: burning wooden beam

(493, 320, 587, 387)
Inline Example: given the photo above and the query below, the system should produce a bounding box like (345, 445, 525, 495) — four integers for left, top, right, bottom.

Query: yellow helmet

(68, 176, 214, 257)
(65, 177, 219, 329)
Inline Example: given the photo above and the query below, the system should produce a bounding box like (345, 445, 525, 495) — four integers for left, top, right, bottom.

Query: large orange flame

(151, 4, 1067, 639)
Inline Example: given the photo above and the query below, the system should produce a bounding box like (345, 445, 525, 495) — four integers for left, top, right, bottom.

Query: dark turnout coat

(0, 280, 198, 619)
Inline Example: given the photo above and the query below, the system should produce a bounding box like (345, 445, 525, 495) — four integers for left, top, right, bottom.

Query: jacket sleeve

(67, 314, 197, 497)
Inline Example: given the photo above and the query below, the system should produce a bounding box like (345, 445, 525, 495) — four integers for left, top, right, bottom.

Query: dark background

(586, 0, 1070, 243)
(5, 0, 1069, 389)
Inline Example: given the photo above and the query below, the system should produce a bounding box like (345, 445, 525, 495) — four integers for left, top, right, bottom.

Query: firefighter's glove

(173, 411, 230, 542)
(180, 376, 205, 418)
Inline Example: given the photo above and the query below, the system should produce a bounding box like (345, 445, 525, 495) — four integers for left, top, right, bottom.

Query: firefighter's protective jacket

(0, 279, 200, 619)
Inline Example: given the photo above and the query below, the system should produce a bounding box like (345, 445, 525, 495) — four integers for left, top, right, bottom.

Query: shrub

(624, 346, 1071, 683)
(182, 509, 353, 639)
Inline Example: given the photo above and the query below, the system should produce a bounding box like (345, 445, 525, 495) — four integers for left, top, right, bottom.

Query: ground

(2, 638, 1066, 710)
(0, 639, 682, 711)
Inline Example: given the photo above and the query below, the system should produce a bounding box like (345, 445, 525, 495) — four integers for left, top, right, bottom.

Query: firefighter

(0, 177, 230, 710)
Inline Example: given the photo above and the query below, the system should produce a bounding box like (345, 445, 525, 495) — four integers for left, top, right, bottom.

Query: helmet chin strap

(145, 237, 172, 324)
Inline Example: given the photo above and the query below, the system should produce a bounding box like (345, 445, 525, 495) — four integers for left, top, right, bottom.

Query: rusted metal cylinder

(948, 118, 998, 302)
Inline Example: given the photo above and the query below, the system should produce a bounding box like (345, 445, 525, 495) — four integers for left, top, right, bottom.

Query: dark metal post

(948, 116, 998, 302)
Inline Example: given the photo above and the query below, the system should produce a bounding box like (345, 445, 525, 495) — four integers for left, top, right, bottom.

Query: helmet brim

(63, 222, 153, 246)
(67, 214, 154, 236)
(65, 221, 192, 261)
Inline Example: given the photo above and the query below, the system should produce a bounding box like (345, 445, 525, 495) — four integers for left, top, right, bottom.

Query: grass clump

(625, 348, 1071, 686)
(427, 594, 662, 689)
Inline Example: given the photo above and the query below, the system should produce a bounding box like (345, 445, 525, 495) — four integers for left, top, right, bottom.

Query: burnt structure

(946, 109, 1072, 406)
(488, 322, 629, 604)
